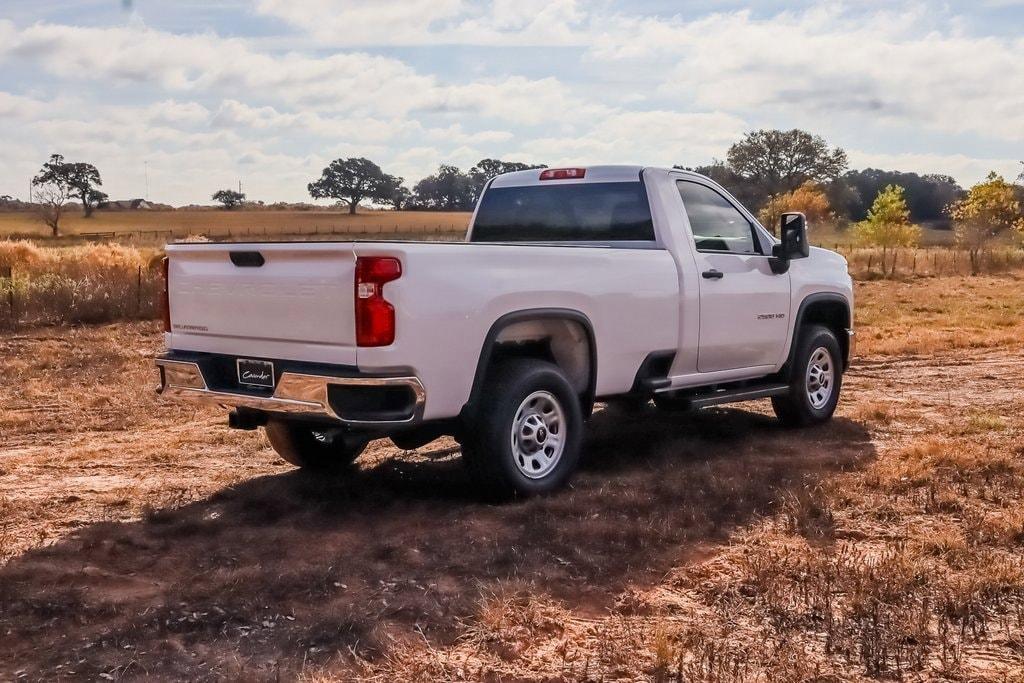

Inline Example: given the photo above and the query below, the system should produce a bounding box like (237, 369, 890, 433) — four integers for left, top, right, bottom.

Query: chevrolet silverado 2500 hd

(156, 166, 853, 498)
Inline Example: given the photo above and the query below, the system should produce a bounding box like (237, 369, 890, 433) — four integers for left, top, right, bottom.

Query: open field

(0, 210, 472, 241)
(1, 275, 1023, 680)
(0, 209, 962, 247)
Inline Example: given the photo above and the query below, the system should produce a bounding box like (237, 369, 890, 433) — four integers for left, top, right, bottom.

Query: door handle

(702, 269, 724, 279)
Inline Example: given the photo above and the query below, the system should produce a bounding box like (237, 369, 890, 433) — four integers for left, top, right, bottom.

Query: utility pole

(144, 161, 150, 200)
(238, 179, 242, 194)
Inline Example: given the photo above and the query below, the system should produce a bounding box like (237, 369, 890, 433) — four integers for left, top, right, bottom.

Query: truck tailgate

(166, 243, 357, 364)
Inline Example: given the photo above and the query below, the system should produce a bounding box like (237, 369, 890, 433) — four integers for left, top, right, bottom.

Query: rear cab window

(470, 182, 655, 244)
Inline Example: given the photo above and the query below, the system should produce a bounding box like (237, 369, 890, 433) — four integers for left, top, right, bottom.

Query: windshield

(471, 181, 655, 243)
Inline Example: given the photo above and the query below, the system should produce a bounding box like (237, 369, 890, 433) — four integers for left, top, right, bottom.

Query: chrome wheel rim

(511, 391, 566, 479)
(805, 347, 835, 410)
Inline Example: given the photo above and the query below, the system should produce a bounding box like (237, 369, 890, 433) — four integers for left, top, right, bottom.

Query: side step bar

(644, 381, 790, 410)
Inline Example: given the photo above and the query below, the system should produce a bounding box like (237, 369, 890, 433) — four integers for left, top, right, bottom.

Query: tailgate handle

(230, 251, 265, 267)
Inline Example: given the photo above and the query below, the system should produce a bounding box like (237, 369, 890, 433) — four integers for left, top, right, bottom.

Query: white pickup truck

(157, 166, 853, 498)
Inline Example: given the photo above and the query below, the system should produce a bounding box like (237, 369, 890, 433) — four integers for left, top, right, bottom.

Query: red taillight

(161, 257, 171, 333)
(539, 167, 586, 181)
(355, 256, 401, 347)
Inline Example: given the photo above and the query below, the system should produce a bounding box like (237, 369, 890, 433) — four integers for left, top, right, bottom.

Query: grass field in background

(0, 210, 473, 240)
(0, 210, 964, 247)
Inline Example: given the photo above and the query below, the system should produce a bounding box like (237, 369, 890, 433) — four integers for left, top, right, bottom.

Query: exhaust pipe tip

(228, 408, 267, 431)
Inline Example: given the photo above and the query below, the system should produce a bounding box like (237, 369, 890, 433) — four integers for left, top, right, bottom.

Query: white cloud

(514, 110, 748, 168)
(209, 100, 424, 142)
(846, 149, 1022, 187)
(0, 20, 593, 127)
(143, 100, 209, 126)
(588, 6, 1024, 141)
(442, 76, 607, 125)
(1, 22, 446, 116)
(0, 4, 1021, 204)
(255, 0, 589, 46)
(0, 91, 44, 119)
(254, 3, 1024, 141)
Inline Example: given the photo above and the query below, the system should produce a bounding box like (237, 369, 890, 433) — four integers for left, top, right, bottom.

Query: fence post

(136, 264, 142, 316)
(1, 266, 12, 324)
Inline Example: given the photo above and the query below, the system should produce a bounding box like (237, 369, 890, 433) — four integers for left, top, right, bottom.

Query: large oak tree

(308, 157, 403, 214)
(32, 154, 108, 219)
(727, 129, 848, 199)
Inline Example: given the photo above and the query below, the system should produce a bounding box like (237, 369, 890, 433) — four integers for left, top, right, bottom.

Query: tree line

(301, 157, 547, 213)
(678, 129, 973, 226)
(23, 130, 1024, 248)
(201, 158, 546, 215)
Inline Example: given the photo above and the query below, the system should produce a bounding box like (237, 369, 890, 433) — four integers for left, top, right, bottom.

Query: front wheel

(461, 359, 583, 500)
(772, 325, 843, 427)
(265, 420, 368, 471)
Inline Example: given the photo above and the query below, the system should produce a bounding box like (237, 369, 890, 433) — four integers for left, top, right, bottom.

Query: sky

(0, 0, 1022, 205)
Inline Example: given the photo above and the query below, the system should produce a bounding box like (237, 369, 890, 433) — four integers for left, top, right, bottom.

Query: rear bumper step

(156, 357, 425, 426)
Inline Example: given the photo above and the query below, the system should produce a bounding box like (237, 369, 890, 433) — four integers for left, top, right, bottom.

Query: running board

(653, 383, 790, 409)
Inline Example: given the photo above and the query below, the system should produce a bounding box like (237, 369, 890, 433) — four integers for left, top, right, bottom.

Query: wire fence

(828, 245, 1024, 279)
(0, 263, 162, 330)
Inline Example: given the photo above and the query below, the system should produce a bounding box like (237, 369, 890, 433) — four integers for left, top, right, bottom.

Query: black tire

(264, 420, 368, 471)
(772, 325, 843, 427)
(461, 359, 584, 500)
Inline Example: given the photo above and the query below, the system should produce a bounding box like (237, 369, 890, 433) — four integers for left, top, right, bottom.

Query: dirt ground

(1, 276, 1023, 681)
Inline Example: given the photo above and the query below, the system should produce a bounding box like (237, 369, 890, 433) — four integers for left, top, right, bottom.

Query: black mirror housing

(779, 212, 810, 260)
(768, 212, 809, 274)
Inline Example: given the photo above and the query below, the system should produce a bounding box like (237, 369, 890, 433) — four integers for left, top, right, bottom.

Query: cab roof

(488, 165, 712, 189)
(489, 165, 646, 188)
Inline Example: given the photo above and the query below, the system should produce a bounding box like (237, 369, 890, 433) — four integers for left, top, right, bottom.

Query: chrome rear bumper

(155, 358, 425, 426)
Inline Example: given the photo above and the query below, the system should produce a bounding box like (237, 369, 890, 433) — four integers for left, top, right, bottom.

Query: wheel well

(798, 298, 851, 367)
(465, 311, 596, 418)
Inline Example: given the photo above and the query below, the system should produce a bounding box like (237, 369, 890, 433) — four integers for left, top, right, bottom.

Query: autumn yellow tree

(852, 184, 921, 276)
(948, 172, 1024, 274)
(757, 181, 833, 235)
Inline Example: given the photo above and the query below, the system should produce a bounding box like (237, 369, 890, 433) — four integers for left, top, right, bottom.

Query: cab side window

(676, 180, 760, 255)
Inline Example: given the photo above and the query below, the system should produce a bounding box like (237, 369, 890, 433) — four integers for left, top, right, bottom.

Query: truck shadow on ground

(0, 406, 873, 679)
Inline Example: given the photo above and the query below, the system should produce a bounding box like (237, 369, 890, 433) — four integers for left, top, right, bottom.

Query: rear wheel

(461, 359, 583, 500)
(772, 325, 843, 427)
(265, 420, 368, 471)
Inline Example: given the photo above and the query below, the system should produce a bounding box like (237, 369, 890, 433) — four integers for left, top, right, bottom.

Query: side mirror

(769, 212, 809, 274)
(776, 212, 809, 259)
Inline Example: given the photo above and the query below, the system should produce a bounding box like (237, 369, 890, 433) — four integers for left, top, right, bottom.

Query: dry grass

(0, 209, 471, 240)
(0, 240, 162, 328)
(841, 246, 1024, 279)
(854, 274, 1024, 356)
(0, 273, 1023, 679)
(4, 230, 1023, 336)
